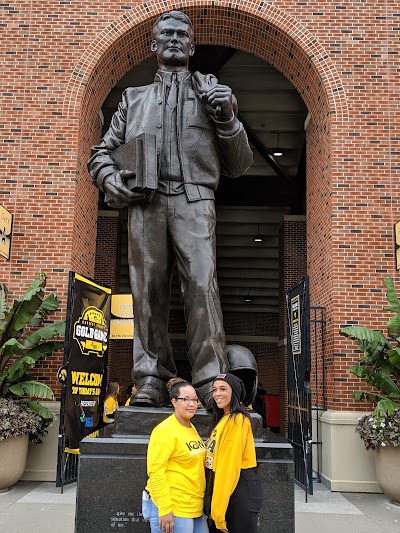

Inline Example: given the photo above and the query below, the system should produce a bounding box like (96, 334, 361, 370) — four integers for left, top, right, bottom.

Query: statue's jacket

(88, 72, 253, 202)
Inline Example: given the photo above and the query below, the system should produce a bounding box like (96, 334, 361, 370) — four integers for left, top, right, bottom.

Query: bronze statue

(88, 11, 253, 408)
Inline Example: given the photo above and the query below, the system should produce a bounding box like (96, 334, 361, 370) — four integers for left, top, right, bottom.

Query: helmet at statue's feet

(201, 391, 214, 412)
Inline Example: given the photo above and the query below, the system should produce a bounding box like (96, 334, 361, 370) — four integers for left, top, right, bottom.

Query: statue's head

(151, 11, 195, 68)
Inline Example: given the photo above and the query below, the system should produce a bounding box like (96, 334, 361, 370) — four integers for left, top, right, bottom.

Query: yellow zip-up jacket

(146, 414, 206, 518)
(205, 413, 257, 530)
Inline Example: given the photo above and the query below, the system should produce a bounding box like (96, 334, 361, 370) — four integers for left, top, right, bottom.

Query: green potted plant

(0, 272, 65, 490)
(340, 277, 400, 503)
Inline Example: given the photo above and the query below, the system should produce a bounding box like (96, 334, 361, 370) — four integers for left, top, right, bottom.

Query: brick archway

(69, 0, 346, 317)
(64, 1, 348, 122)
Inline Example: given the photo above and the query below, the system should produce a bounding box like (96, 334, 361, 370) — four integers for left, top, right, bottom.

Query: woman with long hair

(205, 373, 262, 533)
(103, 380, 119, 424)
(145, 378, 209, 533)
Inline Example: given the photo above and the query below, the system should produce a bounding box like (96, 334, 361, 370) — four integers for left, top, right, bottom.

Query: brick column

(279, 215, 307, 430)
(94, 210, 121, 384)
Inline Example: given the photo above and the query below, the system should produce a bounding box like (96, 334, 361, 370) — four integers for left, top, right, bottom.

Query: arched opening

(97, 49, 306, 416)
(67, 1, 347, 427)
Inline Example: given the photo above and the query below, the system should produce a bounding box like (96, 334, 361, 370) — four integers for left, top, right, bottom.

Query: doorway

(97, 48, 308, 431)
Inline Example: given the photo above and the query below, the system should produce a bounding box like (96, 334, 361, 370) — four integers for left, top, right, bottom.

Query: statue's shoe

(130, 383, 169, 408)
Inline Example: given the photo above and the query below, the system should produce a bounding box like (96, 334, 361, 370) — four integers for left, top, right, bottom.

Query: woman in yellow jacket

(145, 378, 209, 533)
(205, 373, 262, 533)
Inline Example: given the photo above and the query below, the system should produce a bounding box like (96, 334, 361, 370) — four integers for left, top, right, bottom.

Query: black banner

(286, 276, 313, 496)
(60, 272, 111, 450)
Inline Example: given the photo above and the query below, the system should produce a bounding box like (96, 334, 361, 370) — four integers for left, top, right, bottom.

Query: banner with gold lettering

(58, 272, 111, 461)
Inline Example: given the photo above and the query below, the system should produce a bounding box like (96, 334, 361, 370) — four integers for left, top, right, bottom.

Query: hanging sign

(110, 293, 134, 339)
(0, 204, 13, 259)
(290, 294, 301, 355)
(395, 222, 400, 270)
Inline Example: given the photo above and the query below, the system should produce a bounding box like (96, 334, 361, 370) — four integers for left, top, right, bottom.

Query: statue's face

(152, 18, 194, 67)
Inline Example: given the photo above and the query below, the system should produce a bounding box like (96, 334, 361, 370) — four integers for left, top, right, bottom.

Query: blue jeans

(148, 498, 209, 533)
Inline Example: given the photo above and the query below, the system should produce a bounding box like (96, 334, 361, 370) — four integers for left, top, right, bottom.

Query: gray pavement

(0, 480, 399, 533)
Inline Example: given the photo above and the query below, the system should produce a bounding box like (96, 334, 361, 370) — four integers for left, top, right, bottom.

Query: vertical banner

(286, 276, 313, 495)
(59, 272, 111, 456)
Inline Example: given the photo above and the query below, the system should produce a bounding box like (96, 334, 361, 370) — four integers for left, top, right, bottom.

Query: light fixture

(272, 132, 283, 157)
(244, 289, 253, 303)
(253, 223, 263, 243)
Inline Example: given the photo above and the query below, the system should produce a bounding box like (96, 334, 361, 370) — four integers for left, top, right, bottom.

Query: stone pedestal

(75, 407, 294, 532)
(114, 405, 264, 439)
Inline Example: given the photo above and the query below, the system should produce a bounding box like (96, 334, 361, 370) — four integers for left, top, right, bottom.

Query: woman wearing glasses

(145, 378, 209, 533)
(205, 373, 262, 533)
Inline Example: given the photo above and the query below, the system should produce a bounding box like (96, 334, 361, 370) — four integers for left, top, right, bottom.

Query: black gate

(286, 277, 313, 496)
(310, 305, 327, 484)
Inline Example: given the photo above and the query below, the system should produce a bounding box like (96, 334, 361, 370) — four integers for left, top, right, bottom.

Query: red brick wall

(94, 212, 121, 292)
(1, 0, 399, 412)
(107, 339, 133, 404)
(93, 211, 121, 387)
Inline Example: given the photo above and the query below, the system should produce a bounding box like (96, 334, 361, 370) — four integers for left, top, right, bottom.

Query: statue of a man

(88, 11, 253, 408)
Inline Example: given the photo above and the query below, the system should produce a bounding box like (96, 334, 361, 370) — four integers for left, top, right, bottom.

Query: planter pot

(375, 445, 400, 504)
(0, 434, 29, 491)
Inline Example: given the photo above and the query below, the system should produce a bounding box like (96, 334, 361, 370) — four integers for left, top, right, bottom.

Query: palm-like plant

(0, 272, 65, 423)
(340, 277, 400, 419)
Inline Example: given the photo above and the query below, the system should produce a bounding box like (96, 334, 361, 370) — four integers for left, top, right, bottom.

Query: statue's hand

(202, 84, 234, 122)
(103, 171, 145, 204)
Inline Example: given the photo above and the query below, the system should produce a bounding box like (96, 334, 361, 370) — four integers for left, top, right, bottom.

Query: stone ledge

(319, 410, 371, 425)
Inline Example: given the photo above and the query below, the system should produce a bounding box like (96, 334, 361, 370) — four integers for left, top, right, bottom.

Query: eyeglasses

(175, 397, 199, 405)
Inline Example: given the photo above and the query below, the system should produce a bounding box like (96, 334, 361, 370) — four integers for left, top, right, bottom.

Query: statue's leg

(127, 196, 176, 405)
(169, 195, 228, 404)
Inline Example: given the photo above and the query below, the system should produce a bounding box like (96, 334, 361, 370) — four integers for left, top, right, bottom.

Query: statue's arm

(87, 92, 129, 192)
(198, 80, 253, 178)
(88, 91, 141, 206)
(213, 117, 253, 178)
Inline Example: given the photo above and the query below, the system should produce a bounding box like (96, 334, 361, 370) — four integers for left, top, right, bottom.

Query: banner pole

(56, 271, 75, 490)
